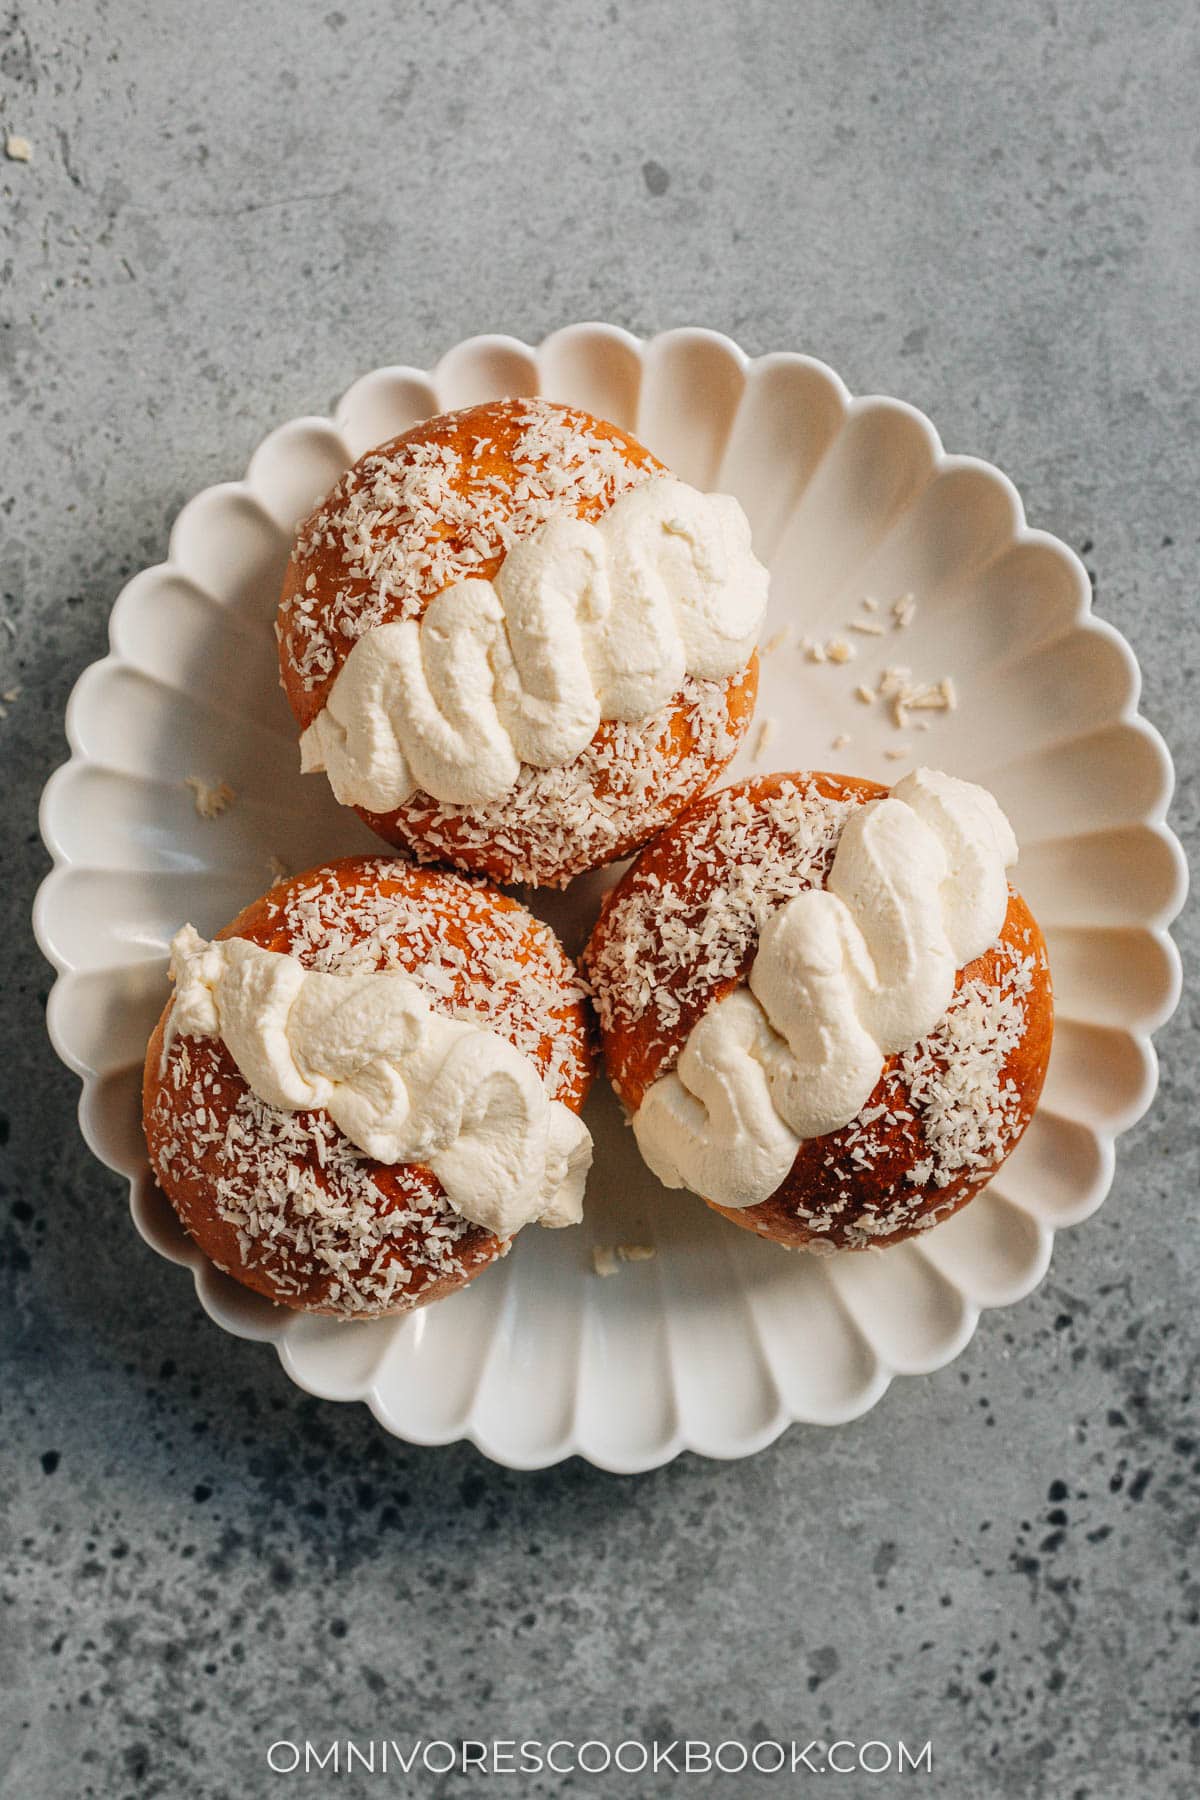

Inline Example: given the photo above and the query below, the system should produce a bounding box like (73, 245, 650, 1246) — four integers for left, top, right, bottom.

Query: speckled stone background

(2, 0, 1196, 1796)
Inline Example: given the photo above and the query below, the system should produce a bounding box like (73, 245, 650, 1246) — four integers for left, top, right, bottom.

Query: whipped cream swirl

(167, 927, 591, 1239)
(299, 476, 768, 812)
(632, 769, 1018, 1209)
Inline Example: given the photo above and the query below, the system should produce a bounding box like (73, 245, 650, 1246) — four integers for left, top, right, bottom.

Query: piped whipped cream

(167, 927, 591, 1239)
(299, 475, 768, 812)
(632, 769, 1018, 1209)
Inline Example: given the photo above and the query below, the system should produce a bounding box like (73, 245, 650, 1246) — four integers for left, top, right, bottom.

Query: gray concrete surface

(2, 1, 1197, 1795)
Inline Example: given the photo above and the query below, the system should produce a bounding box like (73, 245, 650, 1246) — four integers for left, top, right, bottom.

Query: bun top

(627, 769, 1020, 1211)
(280, 399, 663, 721)
(146, 858, 593, 1315)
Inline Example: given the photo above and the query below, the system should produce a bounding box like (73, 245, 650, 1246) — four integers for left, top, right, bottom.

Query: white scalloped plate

(34, 326, 1187, 1472)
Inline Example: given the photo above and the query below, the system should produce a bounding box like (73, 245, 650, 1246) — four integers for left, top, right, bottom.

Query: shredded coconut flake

(752, 716, 778, 761)
(590, 779, 1049, 1252)
(184, 776, 236, 819)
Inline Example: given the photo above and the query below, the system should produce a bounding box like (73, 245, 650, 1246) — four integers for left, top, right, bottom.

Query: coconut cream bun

(279, 398, 766, 887)
(584, 770, 1053, 1252)
(143, 858, 594, 1317)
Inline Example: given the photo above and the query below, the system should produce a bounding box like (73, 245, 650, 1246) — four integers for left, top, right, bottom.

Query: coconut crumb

(184, 776, 236, 819)
(831, 733, 851, 751)
(592, 1243, 656, 1276)
(884, 746, 910, 761)
(752, 716, 778, 761)
(267, 853, 292, 886)
(5, 134, 31, 163)
(907, 677, 955, 713)
(762, 625, 793, 656)
(796, 586, 953, 744)
(846, 663, 959, 733)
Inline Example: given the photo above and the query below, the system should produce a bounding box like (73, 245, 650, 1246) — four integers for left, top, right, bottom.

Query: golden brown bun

(584, 772, 1054, 1252)
(278, 399, 759, 887)
(143, 858, 593, 1317)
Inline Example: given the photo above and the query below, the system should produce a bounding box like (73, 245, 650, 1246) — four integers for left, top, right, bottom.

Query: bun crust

(278, 399, 759, 887)
(585, 772, 1053, 1251)
(143, 858, 593, 1316)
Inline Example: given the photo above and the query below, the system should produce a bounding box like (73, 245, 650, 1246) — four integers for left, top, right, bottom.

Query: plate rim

(32, 322, 1190, 1473)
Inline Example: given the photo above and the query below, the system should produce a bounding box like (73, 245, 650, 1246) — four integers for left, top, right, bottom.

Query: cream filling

(632, 769, 1018, 1210)
(166, 928, 591, 1239)
(298, 475, 768, 811)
